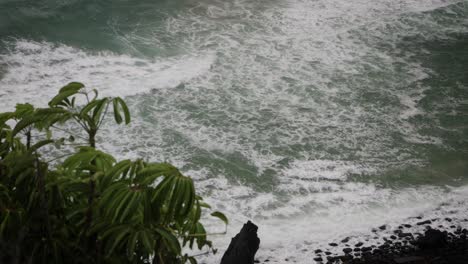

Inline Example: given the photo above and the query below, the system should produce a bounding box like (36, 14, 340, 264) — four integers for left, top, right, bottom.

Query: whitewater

(1, 0, 468, 262)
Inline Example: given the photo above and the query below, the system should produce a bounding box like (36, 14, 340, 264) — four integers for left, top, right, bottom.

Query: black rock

(355, 242, 364, 247)
(339, 254, 353, 261)
(341, 237, 350, 243)
(313, 257, 322, 261)
(343, 248, 353, 254)
(417, 229, 447, 250)
(416, 220, 431, 225)
(329, 243, 338, 247)
(314, 249, 322, 254)
(379, 225, 386, 230)
(221, 221, 260, 264)
(398, 233, 412, 238)
(361, 247, 372, 252)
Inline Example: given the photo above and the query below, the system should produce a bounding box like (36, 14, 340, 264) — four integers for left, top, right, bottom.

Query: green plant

(0, 82, 227, 264)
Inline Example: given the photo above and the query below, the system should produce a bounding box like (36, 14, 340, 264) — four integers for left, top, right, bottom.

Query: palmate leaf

(112, 97, 131, 125)
(63, 147, 116, 173)
(11, 114, 43, 136)
(0, 112, 14, 125)
(49, 82, 84, 107)
(15, 103, 34, 117)
(92, 98, 109, 124)
(79, 100, 101, 117)
(27, 139, 54, 153)
(11, 107, 70, 136)
(156, 227, 181, 255)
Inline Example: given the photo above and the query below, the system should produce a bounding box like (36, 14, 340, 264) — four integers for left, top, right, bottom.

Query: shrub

(0, 82, 227, 264)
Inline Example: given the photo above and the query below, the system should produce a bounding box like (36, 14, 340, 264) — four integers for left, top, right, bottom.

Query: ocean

(0, 0, 468, 262)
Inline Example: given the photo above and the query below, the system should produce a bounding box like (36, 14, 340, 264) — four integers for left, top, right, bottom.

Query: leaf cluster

(0, 83, 227, 264)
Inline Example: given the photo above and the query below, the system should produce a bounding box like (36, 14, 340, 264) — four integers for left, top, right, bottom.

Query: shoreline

(251, 216, 468, 264)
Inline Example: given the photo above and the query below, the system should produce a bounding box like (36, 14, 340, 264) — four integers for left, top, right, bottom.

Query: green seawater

(1, 0, 468, 261)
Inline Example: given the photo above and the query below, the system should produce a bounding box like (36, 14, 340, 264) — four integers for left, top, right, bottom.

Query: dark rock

(379, 225, 386, 230)
(393, 256, 425, 263)
(314, 249, 322, 254)
(329, 243, 338, 247)
(416, 220, 431, 226)
(343, 248, 353, 254)
(355, 242, 363, 247)
(325, 251, 332, 255)
(341, 237, 350, 243)
(417, 229, 447, 250)
(313, 257, 322, 261)
(403, 224, 412, 228)
(361, 247, 372, 252)
(398, 233, 413, 238)
(221, 221, 260, 264)
(339, 254, 353, 261)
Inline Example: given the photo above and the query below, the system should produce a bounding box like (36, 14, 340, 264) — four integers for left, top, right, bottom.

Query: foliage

(0, 83, 228, 264)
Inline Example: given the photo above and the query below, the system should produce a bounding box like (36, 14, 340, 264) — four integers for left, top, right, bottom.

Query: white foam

(1, 0, 467, 263)
(0, 40, 214, 111)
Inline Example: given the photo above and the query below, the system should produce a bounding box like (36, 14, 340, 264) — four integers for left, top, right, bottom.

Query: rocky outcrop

(221, 221, 260, 264)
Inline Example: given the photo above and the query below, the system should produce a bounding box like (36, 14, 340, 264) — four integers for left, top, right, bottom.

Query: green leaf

(79, 100, 100, 117)
(28, 139, 54, 153)
(49, 82, 84, 106)
(15, 103, 34, 117)
(12, 114, 42, 136)
(112, 99, 123, 124)
(156, 227, 181, 254)
(113, 97, 131, 124)
(211, 211, 229, 226)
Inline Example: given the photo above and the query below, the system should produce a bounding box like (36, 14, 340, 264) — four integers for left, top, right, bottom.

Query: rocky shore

(245, 216, 468, 264)
(310, 217, 468, 264)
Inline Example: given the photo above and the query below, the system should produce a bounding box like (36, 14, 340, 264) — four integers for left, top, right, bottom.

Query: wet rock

(398, 233, 413, 238)
(417, 229, 447, 250)
(221, 221, 260, 264)
(393, 256, 425, 264)
(416, 220, 431, 226)
(339, 254, 353, 262)
(361, 247, 372, 252)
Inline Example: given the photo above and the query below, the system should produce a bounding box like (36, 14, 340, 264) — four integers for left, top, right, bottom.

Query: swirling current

(1, 0, 468, 262)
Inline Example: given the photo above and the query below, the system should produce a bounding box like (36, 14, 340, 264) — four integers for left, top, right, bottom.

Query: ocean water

(1, 0, 468, 262)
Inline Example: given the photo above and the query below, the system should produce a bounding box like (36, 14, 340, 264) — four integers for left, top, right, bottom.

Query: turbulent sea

(1, 0, 468, 262)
